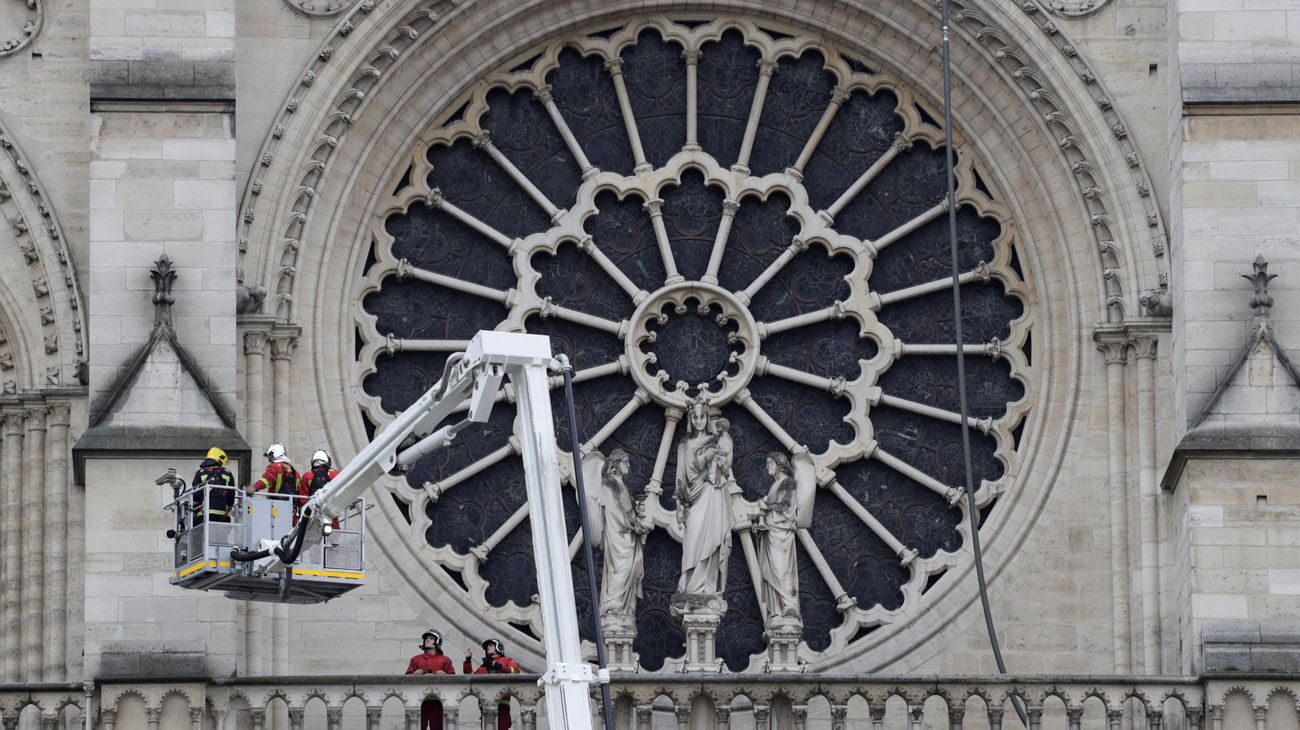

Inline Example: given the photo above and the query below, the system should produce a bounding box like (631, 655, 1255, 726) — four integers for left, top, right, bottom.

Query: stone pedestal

(672, 593, 725, 671)
(765, 616, 802, 671)
(602, 615, 638, 671)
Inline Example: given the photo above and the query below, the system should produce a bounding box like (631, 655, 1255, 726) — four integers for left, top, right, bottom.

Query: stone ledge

(1160, 422, 1300, 492)
(90, 59, 235, 102)
(1203, 620, 1300, 673)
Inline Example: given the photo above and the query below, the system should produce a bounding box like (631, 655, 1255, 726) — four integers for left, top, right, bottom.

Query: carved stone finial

(1242, 255, 1278, 331)
(150, 255, 178, 327)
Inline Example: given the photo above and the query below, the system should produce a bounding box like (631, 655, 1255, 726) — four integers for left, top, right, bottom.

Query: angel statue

(753, 450, 816, 624)
(582, 448, 650, 620)
(674, 397, 736, 600)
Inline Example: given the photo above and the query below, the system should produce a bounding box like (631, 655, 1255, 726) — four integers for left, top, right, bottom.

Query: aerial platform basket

(160, 471, 366, 604)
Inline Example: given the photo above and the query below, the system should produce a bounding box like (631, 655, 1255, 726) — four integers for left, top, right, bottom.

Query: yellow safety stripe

(291, 567, 364, 580)
(173, 560, 231, 578)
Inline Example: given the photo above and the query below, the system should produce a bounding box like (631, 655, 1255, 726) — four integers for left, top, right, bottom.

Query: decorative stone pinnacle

(150, 255, 177, 328)
(1242, 255, 1277, 331)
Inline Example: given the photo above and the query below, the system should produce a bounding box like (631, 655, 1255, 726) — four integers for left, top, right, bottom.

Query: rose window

(357, 19, 1032, 672)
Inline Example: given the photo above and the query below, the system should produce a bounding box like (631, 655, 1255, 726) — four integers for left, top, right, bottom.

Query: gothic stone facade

(0, 0, 1299, 727)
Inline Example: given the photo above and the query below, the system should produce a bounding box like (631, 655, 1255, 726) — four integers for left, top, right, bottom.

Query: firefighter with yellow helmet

(192, 447, 235, 523)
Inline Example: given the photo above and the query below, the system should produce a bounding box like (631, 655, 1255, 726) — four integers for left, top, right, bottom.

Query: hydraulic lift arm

(235, 331, 595, 730)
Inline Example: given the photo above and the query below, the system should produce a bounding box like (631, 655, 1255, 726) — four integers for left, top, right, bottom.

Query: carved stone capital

(269, 334, 299, 361)
(682, 49, 701, 64)
(1132, 334, 1158, 360)
(24, 407, 46, 432)
(531, 84, 553, 104)
(243, 331, 268, 357)
(1097, 340, 1128, 365)
(46, 401, 70, 427)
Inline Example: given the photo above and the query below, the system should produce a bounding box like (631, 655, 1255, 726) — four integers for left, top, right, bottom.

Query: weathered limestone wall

(1047, 0, 1172, 209)
(1170, 457, 1300, 673)
(88, 0, 235, 101)
(1170, 3, 1300, 436)
(0, 0, 89, 297)
(83, 457, 241, 678)
(87, 108, 237, 407)
(1177, 0, 1300, 105)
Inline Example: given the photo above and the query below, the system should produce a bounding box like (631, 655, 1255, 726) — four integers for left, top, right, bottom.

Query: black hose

(229, 547, 270, 563)
(274, 510, 312, 566)
(560, 357, 616, 730)
(939, 2, 1029, 726)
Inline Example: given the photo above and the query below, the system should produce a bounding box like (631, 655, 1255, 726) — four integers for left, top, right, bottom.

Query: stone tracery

(355, 19, 1033, 672)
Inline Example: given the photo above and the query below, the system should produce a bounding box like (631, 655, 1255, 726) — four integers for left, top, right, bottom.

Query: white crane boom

(263, 331, 595, 730)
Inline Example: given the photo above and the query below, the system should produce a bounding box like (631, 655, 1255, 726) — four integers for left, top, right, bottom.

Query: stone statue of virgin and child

(584, 396, 815, 628)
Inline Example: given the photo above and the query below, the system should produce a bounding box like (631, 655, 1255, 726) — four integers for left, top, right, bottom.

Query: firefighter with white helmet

(252, 443, 298, 496)
(298, 449, 339, 499)
(298, 449, 341, 527)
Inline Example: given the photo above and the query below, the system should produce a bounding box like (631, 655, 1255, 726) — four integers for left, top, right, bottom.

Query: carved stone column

(404, 706, 420, 730)
(830, 704, 848, 730)
(1066, 706, 1083, 730)
(100, 709, 117, 730)
(444, 705, 459, 729)
(765, 617, 802, 671)
(249, 708, 266, 730)
(364, 707, 382, 730)
(602, 616, 637, 671)
(43, 401, 69, 681)
(987, 706, 1004, 730)
(241, 330, 267, 676)
(146, 706, 161, 730)
(520, 706, 537, 730)
(287, 706, 304, 730)
(792, 704, 808, 730)
(269, 331, 297, 677)
(1097, 338, 1132, 673)
(1134, 334, 1160, 672)
(678, 607, 723, 671)
(0, 409, 22, 681)
(20, 406, 45, 681)
(635, 704, 653, 730)
(326, 707, 343, 730)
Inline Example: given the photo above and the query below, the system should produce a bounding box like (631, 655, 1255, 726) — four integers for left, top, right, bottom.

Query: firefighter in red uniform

(464, 639, 520, 730)
(252, 443, 298, 496)
(406, 630, 455, 729)
(297, 449, 340, 526)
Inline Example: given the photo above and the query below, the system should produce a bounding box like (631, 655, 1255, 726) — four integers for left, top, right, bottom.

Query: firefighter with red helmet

(464, 638, 520, 730)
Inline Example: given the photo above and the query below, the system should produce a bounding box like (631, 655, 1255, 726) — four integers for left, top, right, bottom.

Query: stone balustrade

(1, 674, 1297, 729)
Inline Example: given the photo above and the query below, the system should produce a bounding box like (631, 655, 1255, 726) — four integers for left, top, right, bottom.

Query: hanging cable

(939, 1, 1029, 725)
(558, 354, 617, 730)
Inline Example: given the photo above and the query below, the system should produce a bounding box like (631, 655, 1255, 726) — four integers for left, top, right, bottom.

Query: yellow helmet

(206, 447, 228, 466)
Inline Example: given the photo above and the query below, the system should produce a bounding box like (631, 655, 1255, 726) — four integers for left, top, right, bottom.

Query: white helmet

(265, 443, 288, 462)
(311, 449, 331, 468)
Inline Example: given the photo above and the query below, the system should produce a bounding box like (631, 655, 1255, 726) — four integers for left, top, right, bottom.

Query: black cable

(560, 356, 616, 730)
(939, 2, 1028, 726)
